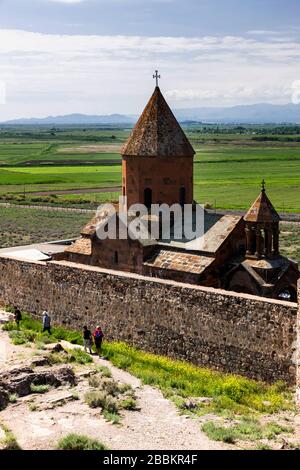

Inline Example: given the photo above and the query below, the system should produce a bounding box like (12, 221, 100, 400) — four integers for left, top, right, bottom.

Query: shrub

(9, 394, 18, 403)
(57, 434, 107, 450)
(104, 395, 119, 414)
(84, 391, 107, 409)
(201, 422, 237, 444)
(49, 349, 92, 365)
(67, 348, 93, 365)
(2, 321, 16, 331)
(28, 403, 38, 412)
(8, 330, 36, 345)
(30, 384, 50, 394)
(118, 383, 132, 394)
(84, 391, 119, 414)
(100, 378, 120, 397)
(88, 375, 101, 388)
(103, 410, 121, 424)
(34, 334, 53, 345)
(49, 352, 69, 364)
(95, 365, 112, 378)
(120, 397, 138, 411)
(202, 419, 293, 444)
(1, 430, 21, 450)
(71, 391, 80, 401)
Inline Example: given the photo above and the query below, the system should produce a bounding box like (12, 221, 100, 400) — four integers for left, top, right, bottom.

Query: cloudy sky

(0, 0, 300, 119)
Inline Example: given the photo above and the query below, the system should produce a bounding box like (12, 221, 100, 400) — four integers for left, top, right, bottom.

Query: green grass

(8, 329, 37, 345)
(0, 425, 22, 450)
(201, 419, 293, 444)
(5, 313, 82, 342)
(101, 342, 292, 415)
(66, 348, 93, 364)
(49, 349, 93, 365)
(94, 365, 112, 378)
(30, 384, 50, 394)
(120, 397, 138, 410)
(57, 433, 107, 450)
(8, 394, 18, 403)
(84, 391, 120, 423)
(0, 206, 91, 249)
(280, 223, 300, 263)
(103, 410, 121, 424)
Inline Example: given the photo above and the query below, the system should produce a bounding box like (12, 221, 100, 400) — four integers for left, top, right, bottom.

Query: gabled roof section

(121, 86, 195, 158)
(80, 205, 157, 247)
(144, 248, 214, 274)
(244, 189, 280, 223)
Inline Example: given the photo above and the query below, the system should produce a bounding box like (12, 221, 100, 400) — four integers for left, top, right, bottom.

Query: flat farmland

(0, 126, 299, 212)
(0, 206, 91, 248)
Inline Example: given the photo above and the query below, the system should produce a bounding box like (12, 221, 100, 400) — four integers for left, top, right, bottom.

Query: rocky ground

(0, 311, 226, 451)
(1, 310, 300, 451)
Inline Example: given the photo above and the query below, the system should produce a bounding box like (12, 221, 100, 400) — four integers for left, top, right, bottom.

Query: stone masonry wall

(0, 255, 298, 384)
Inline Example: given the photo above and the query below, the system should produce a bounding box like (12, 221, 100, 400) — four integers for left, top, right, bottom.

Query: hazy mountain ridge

(2, 103, 300, 125)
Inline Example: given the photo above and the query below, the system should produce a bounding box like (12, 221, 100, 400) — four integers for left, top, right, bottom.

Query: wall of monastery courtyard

(0, 255, 298, 386)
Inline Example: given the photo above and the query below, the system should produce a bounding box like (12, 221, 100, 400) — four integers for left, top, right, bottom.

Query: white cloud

(247, 30, 278, 36)
(0, 29, 299, 119)
(46, 0, 86, 4)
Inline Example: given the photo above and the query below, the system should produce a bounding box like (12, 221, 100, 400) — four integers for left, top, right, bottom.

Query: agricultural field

(0, 206, 91, 248)
(0, 125, 299, 212)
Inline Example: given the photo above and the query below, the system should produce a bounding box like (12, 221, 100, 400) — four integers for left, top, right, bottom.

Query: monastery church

(53, 83, 299, 302)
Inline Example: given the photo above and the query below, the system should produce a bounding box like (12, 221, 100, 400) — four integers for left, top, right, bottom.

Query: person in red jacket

(93, 326, 104, 356)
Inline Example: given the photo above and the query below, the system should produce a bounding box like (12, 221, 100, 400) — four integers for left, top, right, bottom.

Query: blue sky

(0, 0, 300, 119)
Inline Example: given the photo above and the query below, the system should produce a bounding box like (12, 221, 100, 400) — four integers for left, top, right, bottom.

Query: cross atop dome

(153, 70, 161, 87)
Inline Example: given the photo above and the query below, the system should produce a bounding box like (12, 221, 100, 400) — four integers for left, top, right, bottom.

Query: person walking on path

(83, 326, 93, 354)
(42, 311, 51, 334)
(93, 326, 104, 356)
(14, 307, 22, 329)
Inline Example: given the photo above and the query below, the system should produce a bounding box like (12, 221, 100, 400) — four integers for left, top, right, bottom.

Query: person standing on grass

(14, 307, 22, 329)
(93, 326, 104, 356)
(83, 326, 93, 354)
(42, 311, 51, 334)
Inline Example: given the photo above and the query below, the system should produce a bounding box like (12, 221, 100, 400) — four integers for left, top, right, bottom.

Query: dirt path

(0, 311, 226, 450)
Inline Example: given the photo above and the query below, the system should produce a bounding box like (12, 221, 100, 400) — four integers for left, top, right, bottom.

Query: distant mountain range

(174, 103, 300, 124)
(2, 113, 136, 126)
(2, 103, 300, 125)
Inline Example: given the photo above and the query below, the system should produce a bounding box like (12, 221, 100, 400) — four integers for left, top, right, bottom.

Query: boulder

(51, 344, 67, 353)
(0, 387, 9, 410)
(0, 365, 76, 399)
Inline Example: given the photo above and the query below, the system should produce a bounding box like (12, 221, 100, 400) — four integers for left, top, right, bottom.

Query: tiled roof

(144, 249, 214, 274)
(65, 237, 92, 255)
(121, 86, 195, 158)
(244, 190, 280, 223)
